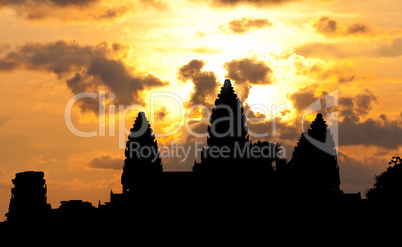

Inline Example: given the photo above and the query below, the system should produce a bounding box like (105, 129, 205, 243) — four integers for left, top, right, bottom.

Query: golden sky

(1, 0, 402, 220)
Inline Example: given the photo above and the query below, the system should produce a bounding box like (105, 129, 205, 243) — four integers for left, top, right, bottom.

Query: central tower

(193, 79, 250, 175)
(206, 79, 249, 149)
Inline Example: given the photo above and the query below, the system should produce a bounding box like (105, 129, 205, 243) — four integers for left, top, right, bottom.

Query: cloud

(335, 89, 402, 149)
(313, 17, 338, 35)
(0, 40, 168, 112)
(177, 59, 219, 108)
(297, 38, 402, 59)
(207, 0, 296, 7)
(345, 23, 371, 35)
(0, 0, 133, 21)
(156, 106, 169, 120)
(288, 86, 402, 149)
(339, 89, 378, 121)
(351, 89, 378, 116)
(224, 58, 272, 85)
(296, 43, 350, 58)
(224, 58, 273, 101)
(287, 85, 318, 114)
(293, 54, 361, 83)
(87, 155, 122, 170)
(319, 68, 359, 83)
(313, 16, 373, 37)
(220, 17, 273, 34)
(0, 0, 98, 7)
(339, 115, 402, 149)
(376, 38, 402, 57)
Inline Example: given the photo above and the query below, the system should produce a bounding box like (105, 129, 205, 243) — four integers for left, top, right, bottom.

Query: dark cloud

(224, 58, 273, 101)
(87, 155, 122, 170)
(220, 17, 273, 34)
(0, 0, 132, 20)
(287, 85, 400, 149)
(224, 58, 272, 85)
(288, 86, 402, 149)
(288, 86, 378, 122)
(156, 106, 169, 120)
(314, 17, 338, 35)
(353, 89, 378, 115)
(313, 16, 372, 36)
(0, 0, 98, 7)
(379, 114, 387, 121)
(0, 40, 168, 112)
(339, 89, 378, 119)
(177, 59, 219, 108)
(287, 85, 318, 114)
(339, 115, 402, 149)
(345, 23, 371, 35)
(244, 103, 267, 121)
(96, 6, 131, 19)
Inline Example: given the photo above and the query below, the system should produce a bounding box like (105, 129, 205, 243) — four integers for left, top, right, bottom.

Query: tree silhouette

(289, 113, 340, 195)
(366, 156, 402, 201)
(121, 112, 162, 197)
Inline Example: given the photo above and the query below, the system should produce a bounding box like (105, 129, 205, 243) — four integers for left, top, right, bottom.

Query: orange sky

(1, 0, 402, 220)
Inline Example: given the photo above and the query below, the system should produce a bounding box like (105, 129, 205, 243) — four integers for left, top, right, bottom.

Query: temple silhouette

(1, 79, 402, 246)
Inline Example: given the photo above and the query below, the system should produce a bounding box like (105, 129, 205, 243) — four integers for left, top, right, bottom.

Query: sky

(1, 0, 402, 220)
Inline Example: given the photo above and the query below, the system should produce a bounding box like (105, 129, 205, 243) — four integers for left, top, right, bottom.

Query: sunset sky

(1, 0, 402, 220)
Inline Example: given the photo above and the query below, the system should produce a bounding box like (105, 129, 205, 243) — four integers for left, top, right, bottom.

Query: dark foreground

(1, 188, 402, 247)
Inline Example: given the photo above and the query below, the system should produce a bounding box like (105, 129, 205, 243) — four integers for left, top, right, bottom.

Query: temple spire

(121, 111, 162, 197)
(223, 78, 232, 88)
